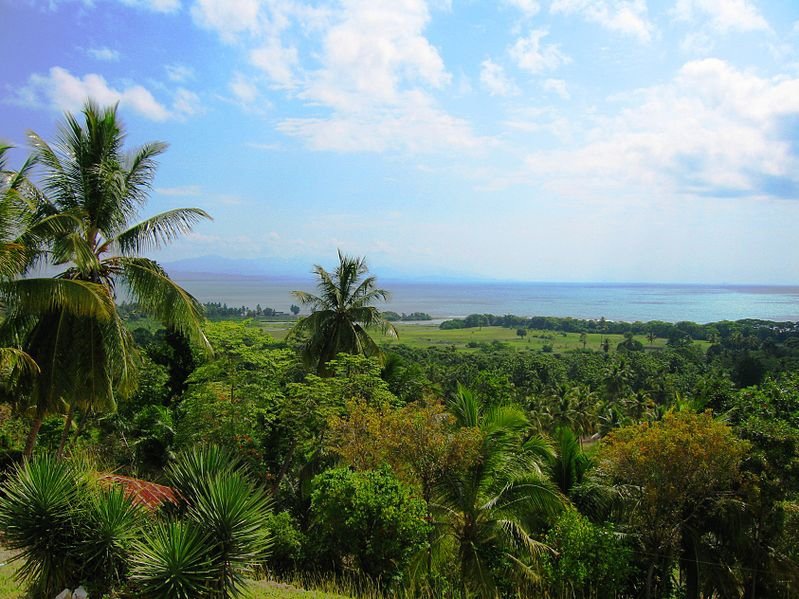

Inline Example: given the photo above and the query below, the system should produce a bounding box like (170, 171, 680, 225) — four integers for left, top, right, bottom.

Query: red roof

(98, 474, 179, 510)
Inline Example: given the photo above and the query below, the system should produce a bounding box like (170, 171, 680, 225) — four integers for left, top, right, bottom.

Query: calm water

(171, 275, 799, 324)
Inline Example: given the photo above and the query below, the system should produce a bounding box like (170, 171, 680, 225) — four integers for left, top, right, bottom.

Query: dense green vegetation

(1, 104, 798, 598)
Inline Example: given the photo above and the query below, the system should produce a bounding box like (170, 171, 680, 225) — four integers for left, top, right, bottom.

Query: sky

(2, 0, 799, 284)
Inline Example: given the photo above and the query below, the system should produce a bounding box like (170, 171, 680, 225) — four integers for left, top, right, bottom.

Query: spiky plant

(79, 485, 145, 595)
(131, 520, 214, 599)
(166, 446, 272, 598)
(0, 455, 84, 596)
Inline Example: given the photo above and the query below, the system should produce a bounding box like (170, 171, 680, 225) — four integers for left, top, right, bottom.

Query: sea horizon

(169, 272, 799, 325)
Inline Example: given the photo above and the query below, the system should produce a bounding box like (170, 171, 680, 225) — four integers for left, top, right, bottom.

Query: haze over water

(172, 275, 799, 324)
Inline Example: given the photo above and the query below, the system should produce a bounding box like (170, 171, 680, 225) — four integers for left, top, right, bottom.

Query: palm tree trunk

(24, 404, 46, 459)
(56, 403, 75, 459)
(645, 563, 655, 599)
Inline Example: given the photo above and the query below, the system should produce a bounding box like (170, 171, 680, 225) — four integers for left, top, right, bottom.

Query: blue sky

(3, 0, 799, 283)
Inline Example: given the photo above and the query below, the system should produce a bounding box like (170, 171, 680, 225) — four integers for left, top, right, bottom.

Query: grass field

(0, 556, 351, 599)
(254, 321, 707, 354)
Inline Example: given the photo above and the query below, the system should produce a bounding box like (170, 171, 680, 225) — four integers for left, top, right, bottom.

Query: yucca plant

(166, 444, 240, 505)
(191, 472, 273, 597)
(131, 520, 214, 599)
(0, 454, 85, 596)
(165, 446, 272, 598)
(79, 485, 146, 595)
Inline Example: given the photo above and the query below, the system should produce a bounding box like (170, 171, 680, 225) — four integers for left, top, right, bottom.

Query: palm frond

(0, 347, 39, 377)
(114, 257, 210, 352)
(113, 208, 211, 255)
(0, 278, 113, 319)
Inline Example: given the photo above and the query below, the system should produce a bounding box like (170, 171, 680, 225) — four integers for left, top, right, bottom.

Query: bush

(264, 511, 305, 574)
(78, 486, 145, 595)
(310, 467, 430, 583)
(541, 510, 632, 598)
(0, 455, 84, 595)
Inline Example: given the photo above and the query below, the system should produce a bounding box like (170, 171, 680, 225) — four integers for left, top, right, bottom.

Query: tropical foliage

(2, 103, 799, 599)
(0, 102, 210, 457)
(291, 251, 397, 375)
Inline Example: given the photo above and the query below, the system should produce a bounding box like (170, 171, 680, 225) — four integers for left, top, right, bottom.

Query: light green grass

(257, 320, 707, 354)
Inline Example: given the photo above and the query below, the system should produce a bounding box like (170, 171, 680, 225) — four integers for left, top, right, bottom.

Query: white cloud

(229, 73, 259, 104)
(509, 29, 570, 74)
(276, 0, 485, 153)
(517, 59, 799, 199)
(551, 0, 654, 43)
(165, 63, 195, 82)
(679, 31, 715, 54)
(246, 141, 282, 150)
(11, 67, 201, 122)
(480, 59, 519, 97)
(672, 0, 769, 32)
(504, 0, 540, 17)
(172, 88, 203, 118)
(87, 47, 120, 61)
(156, 185, 203, 196)
(278, 90, 482, 153)
(118, 0, 181, 13)
(249, 42, 300, 89)
(190, 0, 261, 41)
(543, 78, 570, 99)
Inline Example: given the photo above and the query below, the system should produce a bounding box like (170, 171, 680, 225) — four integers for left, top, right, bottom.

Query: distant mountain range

(161, 255, 487, 283)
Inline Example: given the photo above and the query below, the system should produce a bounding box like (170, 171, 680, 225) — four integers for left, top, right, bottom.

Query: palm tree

(434, 385, 563, 595)
(0, 145, 115, 384)
(4, 102, 211, 457)
(291, 250, 397, 375)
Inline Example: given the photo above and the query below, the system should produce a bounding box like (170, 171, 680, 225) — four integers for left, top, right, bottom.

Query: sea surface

(171, 274, 799, 324)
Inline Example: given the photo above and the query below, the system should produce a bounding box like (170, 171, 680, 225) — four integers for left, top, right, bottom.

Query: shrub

(264, 511, 305, 574)
(541, 510, 632, 598)
(310, 467, 430, 583)
(78, 485, 145, 595)
(166, 446, 273, 598)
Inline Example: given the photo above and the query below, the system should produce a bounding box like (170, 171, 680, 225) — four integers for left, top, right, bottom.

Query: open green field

(255, 321, 708, 353)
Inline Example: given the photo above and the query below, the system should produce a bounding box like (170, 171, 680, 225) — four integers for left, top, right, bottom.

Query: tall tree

(291, 251, 397, 375)
(0, 145, 113, 384)
(4, 102, 211, 457)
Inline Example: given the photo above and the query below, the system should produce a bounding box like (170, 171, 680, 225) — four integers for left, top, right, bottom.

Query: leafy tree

(328, 397, 482, 574)
(541, 509, 632, 599)
(5, 102, 211, 457)
(290, 304, 300, 316)
(600, 411, 748, 599)
(310, 467, 430, 583)
(291, 251, 397, 375)
(720, 375, 799, 597)
(266, 354, 395, 496)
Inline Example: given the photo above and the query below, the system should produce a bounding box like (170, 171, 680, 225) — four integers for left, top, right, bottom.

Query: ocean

(170, 274, 799, 324)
